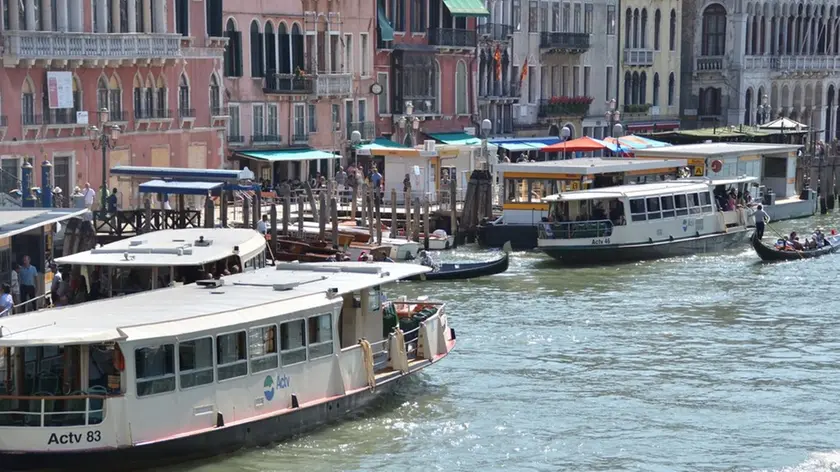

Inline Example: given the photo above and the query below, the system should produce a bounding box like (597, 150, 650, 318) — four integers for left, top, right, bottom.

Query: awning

(0, 208, 89, 240)
(428, 132, 481, 146)
(238, 148, 338, 162)
(491, 137, 561, 152)
(498, 142, 539, 152)
(442, 0, 490, 17)
(110, 166, 255, 182)
(139, 180, 224, 196)
(542, 136, 609, 152)
(377, 5, 395, 41)
(356, 137, 422, 156)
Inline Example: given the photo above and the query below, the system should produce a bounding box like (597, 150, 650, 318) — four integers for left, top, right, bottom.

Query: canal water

(177, 215, 840, 472)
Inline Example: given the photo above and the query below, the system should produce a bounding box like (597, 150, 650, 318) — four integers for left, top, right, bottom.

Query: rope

(359, 339, 376, 391)
(394, 329, 409, 374)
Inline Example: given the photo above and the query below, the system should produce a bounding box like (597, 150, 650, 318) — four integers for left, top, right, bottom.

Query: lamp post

(88, 108, 121, 212)
(759, 94, 771, 125)
(480, 118, 492, 170)
(398, 101, 420, 147)
(560, 125, 571, 160)
(605, 98, 621, 135)
(350, 130, 362, 168)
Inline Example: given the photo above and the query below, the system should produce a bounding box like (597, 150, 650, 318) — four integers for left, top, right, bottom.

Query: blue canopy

(139, 180, 224, 196)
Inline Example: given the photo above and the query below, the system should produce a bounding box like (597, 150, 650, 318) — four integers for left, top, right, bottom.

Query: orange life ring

(711, 160, 723, 173)
(112, 345, 125, 371)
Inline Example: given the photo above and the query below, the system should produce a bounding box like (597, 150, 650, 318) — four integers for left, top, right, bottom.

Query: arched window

(155, 76, 167, 116)
(278, 23, 291, 74)
(178, 74, 190, 116)
(291, 23, 304, 73)
(133, 74, 144, 119)
(97, 76, 109, 111)
(701, 4, 726, 56)
(21, 78, 35, 125)
(144, 76, 154, 117)
(623, 71, 632, 105)
(632, 9, 639, 48)
(654, 9, 661, 50)
(631, 72, 639, 104)
(639, 72, 647, 104)
(250, 21, 264, 77)
(455, 61, 468, 115)
(652, 73, 660, 106)
(72, 76, 82, 115)
(224, 19, 243, 77)
(641, 9, 648, 48)
(210, 74, 221, 115)
(108, 76, 123, 119)
(668, 72, 675, 106)
(669, 9, 677, 51)
(265, 22, 277, 75)
(434, 60, 441, 114)
(625, 8, 632, 47)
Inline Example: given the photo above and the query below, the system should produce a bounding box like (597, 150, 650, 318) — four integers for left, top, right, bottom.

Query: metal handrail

(0, 394, 108, 427)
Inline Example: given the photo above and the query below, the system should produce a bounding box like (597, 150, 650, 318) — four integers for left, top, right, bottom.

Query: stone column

(55, 0, 68, 31)
(41, 0, 52, 30)
(127, 0, 137, 33)
(69, 0, 82, 31)
(96, 0, 108, 32)
(142, 0, 151, 32)
(25, 0, 36, 30)
(764, 16, 771, 55)
(9, 0, 20, 30)
(111, 0, 121, 31)
(153, 0, 165, 33)
(833, 106, 839, 143)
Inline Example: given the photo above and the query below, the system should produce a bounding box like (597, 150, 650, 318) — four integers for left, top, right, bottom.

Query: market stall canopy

(491, 137, 561, 152)
(355, 137, 422, 156)
(427, 132, 481, 146)
(236, 148, 338, 162)
(441, 0, 490, 16)
(603, 135, 672, 151)
(138, 180, 224, 196)
(542, 136, 609, 152)
(759, 117, 808, 131)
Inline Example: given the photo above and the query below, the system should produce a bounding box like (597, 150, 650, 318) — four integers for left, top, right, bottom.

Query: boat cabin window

(688, 193, 701, 214)
(135, 344, 176, 397)
(216, 331, 248, 381)
(699, 192, 714, 212)
(674, 194, 688, 216)
(280, 319, 307, 366)
(661, 195, 676, 218)
(629, 199, 647, 222)
(505, 178, 565, 203)
(178, 337, 214, 389)
(308, 314, 334, 360)
(646, 197, 662, 220)
(249, 325, 279, 373)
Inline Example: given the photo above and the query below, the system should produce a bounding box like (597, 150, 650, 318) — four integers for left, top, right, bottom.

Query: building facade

(374, 0, 483, 145)
(0, 0, 226, 206)
(681, 0, 840, 140)
(477, 1, 517, 136)
(223, 0, 376, 182)
(510, 0, 618, 139)
(618, 0, 681, 132)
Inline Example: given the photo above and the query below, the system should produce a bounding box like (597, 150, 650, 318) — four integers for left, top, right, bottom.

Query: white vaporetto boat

(537, 176, 757, 263)
(0, 262, 454, 470)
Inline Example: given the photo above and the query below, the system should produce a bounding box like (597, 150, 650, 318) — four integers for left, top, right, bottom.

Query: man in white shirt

(0, 284, 12, 317)
(49, 264, 62, 306)
(257, 214, 268, 235)
(82, 182, 96, 209)
(10, 263, 19, 309)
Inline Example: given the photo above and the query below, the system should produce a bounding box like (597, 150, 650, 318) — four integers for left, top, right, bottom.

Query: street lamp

(350, 130, 362, 167)
(605, 99, 621, 135)
(88, 108, 120, 211)
(398, 101, 420, 147)
(758, 94, 771, 125)
(561, 125, 571, 160)
(480, 118, 492, 169)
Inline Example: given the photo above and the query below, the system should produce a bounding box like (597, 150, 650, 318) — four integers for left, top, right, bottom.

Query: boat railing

(538, 219, 614, 240)
(0, 393, 108, 427)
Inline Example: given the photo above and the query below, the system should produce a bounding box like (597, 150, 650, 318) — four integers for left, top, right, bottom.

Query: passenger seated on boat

(592, 202, 607, 220)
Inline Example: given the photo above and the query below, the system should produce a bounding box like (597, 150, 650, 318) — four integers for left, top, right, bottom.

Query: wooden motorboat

(751, 232, 840, 261)
(419, 230, 454, 250)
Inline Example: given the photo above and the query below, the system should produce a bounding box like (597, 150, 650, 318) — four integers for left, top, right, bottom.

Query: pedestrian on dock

(82, 182, 96, 209)
(18, 256, 37, 313)
(752, 204, 769, 239)
(257, 214, 268, 235)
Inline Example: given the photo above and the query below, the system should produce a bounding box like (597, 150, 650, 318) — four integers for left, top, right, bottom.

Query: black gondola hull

(407, 253, 510, 281)
(750, 232, 840, 261)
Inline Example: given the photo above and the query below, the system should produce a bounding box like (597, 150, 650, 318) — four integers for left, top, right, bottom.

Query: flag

(519, 58, 528, 85)
(494, 45, 502, 81)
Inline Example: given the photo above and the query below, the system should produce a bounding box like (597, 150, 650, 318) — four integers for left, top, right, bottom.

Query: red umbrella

(542, 136, 608, 152)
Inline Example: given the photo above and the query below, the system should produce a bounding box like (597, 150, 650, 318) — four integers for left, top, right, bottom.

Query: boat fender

(696, 231, 700, 237)
(450, 328, 456, 340)
(291, 394, 300, 409)
(648, 238, 653, 244)
(216, 412, 224, 428)
(112, 345, 125, 371)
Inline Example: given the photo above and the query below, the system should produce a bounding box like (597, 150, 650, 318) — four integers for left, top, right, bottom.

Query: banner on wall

(47, 71, 74, 109)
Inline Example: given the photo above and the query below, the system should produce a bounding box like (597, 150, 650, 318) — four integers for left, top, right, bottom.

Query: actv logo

(263, 374, 291, 401)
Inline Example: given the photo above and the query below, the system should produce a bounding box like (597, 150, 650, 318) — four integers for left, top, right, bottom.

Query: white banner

(47, 71, 74, 109)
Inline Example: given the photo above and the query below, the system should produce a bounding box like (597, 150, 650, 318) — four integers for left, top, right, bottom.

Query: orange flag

(494, 46, 502, 80)
(519, 58, 528, 85)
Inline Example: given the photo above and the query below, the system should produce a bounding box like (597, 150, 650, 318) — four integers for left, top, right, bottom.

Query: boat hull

(477, 224, 538, 250)
(540, 230, 749, 264)
(407, 253, 509, 281)
(750, 232, 840, 261)
(0, 371, 420, 472)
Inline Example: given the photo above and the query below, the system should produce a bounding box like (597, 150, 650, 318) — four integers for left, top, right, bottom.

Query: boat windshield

(540, 198, 624, 240)
(0, 343, 122, 427)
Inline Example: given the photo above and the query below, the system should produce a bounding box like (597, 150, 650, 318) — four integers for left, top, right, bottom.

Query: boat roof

(0, 208, 89, 239)
(55, 228, 267, 267)
(543, 180, 710, 202)
(0, 262, 430, 346)
(495, 158, 687, 175)
(633, 142, 801, 158)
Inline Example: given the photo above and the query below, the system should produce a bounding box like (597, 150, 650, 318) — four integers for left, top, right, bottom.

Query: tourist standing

(82, 182, 96, 209)
(18, 256, 37, 312)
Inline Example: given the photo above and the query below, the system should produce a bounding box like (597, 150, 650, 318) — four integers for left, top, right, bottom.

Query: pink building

(0, 0, 226, 207)
(373, 0, 486, 142)
(222, 0, 377, 184)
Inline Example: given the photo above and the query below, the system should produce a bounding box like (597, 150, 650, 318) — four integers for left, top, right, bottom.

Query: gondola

(407, 242, 512, 281)
(751, 232, 840, 261)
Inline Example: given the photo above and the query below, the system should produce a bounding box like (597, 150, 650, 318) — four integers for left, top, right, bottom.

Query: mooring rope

(394, 329, 409, 374)
(359, 339, 376, 391)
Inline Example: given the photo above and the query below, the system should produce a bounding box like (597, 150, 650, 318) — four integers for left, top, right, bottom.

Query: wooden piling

(297, 196, 305, 239)
(243, 196, 250, 229)
(252, 192, 261, 230)
(303, 181, 318, 221)
(330, 197, 339, 249)
(404, 184, 412, 239)
(203, 193, 215, 228)
(375, 190, 382, 244)
(351, 184, 358, 222)
(178, 194, 186, 229)
(220, 191, 228, 228)
(282, 193, 291, 236)
(318, 191, 327, 241)
(449, 177, 458, 248)
(390, 188, 397, 238)
(143, 199, 152, 233)
(423, 197, 430, 250)
(368, 186, 375, 244)
(270, 203, 278, 254)
(413, 197, 421, 241)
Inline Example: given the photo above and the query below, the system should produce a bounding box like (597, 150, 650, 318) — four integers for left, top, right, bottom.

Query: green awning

(442, 0, 490, 17)
(377, 5, 395, 41)
(356, 137, 410, 150)
(428, 132, 481, 146)
(239, 148, 338, 162)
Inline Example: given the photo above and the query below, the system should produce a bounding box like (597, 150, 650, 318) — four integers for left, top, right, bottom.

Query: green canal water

(174, 214, 840, 472)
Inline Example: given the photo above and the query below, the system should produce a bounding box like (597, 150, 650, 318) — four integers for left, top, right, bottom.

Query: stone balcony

(694, 56, 724, 71)
(744, 55, 840, 72)
(1, 31, 182, 66)
(315, 74, 352, 97)
(623, 48, 654, 67)
(539, 32, 590, 54)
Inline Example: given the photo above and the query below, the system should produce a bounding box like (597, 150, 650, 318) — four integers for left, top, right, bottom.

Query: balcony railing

(477, 23, 513, 41)
(252, 134, 282, 144)
(179, 108, 196, 119)
(21, 113, 42, 126)
(695, 56, 724, 71)
(538, 98, 592, 117)
(348, 121, 375, 140)
(291, 133, 309, 144)
(44, 109, 82, 125)
(135, 108, 172, 120)
(479, 81, 520, 100)
(623, 48, 654, 66)
(264, 73, 315, 94)
(429, 28, 477, 48)
(315, 74, 352, 96)
(539, 32, 590, 52)
(1, 31, 181, 61)
(211, 106, 229, 116)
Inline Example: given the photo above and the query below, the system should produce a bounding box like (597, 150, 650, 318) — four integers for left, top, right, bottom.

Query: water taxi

(537, 176, 757, 263)
(53, 228, 267, 301)
(0, 262, 454, 470)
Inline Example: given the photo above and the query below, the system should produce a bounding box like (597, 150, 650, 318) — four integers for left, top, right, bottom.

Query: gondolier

(752, 204, 770, 239)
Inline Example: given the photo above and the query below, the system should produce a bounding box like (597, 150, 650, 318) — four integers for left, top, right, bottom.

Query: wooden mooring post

(297, 196, 305, 239)
(203, 193, 215, 229)
(390, 189, 397, 238)
(404, 184, 412, 240)
(318, 192, 327, 241)
(423, 197, 430, 250)
(330, 197, 339, 249)
(243, 196, 250, 229)
(270, 203, 278, 256)
(281, 184, 291, 236)
(449, 177, 458, 249)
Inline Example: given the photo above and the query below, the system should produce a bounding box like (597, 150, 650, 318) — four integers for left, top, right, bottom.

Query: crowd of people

(774, 229, 834, 251)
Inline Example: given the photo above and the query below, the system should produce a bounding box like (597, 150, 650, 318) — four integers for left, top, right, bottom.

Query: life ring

(711, 160, 723, 173)
(112, 345, 125, 371)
